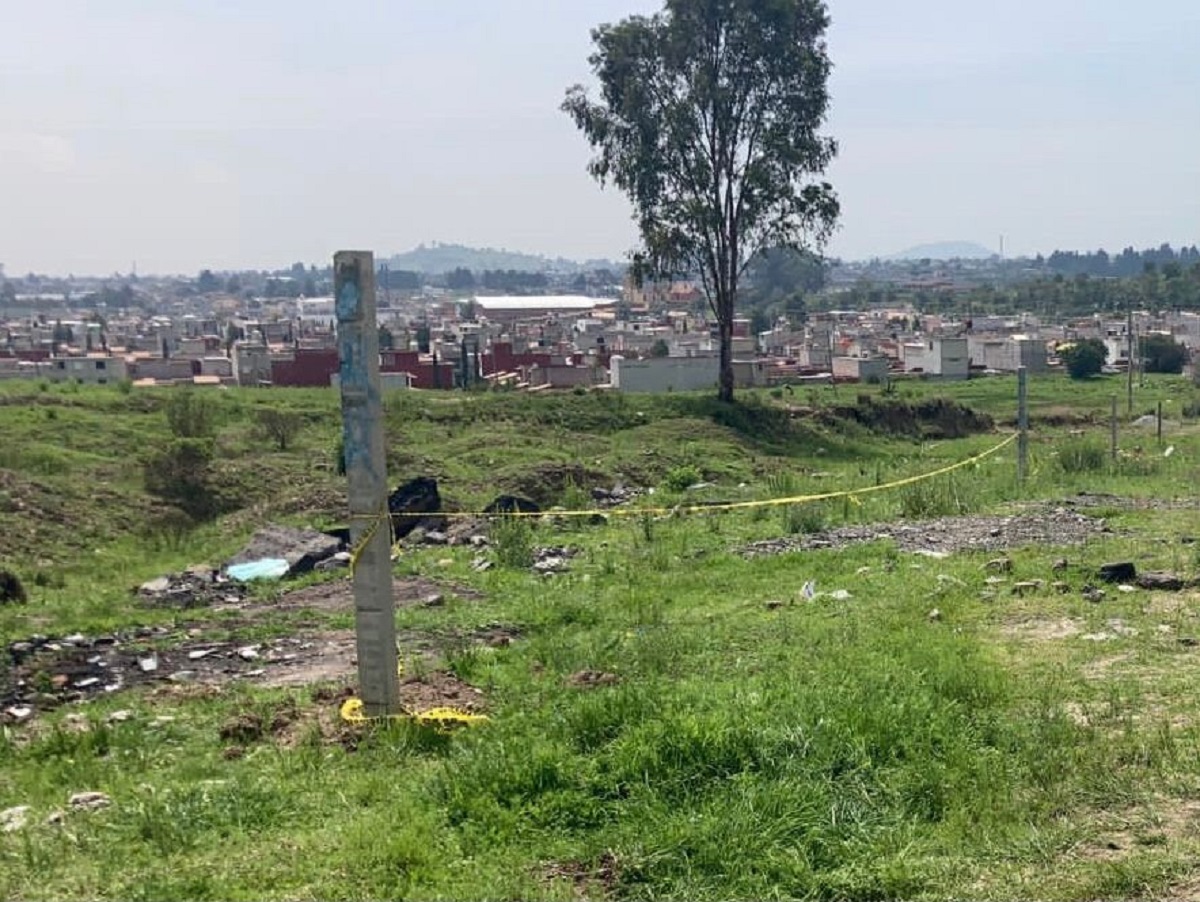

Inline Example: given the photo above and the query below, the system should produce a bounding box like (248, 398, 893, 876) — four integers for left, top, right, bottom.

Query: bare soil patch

(236, 575, 484, 615)
(539, 851, 621, 900)
(742, 508, 1111, 558)
(999, 617, 1085, 641)
(3, 612, 513, 718)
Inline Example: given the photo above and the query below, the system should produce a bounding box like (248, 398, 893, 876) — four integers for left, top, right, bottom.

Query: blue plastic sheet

(226, 558, 290, 582)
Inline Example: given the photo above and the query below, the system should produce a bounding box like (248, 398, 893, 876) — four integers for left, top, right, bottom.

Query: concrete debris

(137, 569, 249, 609)
(532, 546, 578, 574)
(68, 792, 112, 811)
(3, 705, 34, 724)
(1, 806, 31, 833)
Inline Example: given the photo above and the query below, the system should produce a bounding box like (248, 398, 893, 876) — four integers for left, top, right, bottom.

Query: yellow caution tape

(337, 433, 1016, 730)
(337, 660, 489, 730)
(349, 432, 1017, 531)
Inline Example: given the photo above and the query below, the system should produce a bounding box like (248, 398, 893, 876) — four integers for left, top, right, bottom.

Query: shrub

(663, 464, 703, 493)
(493, 516, 535, 569)
(144, 438, 216, 519)
(165, 391, 216, 438)
(256, 408, 304, 451)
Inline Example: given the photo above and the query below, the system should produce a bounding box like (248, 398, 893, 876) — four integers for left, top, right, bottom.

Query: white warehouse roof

(472, 295, 599, 311)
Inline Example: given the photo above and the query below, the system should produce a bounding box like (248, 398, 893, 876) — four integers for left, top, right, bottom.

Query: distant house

(48, 355, 128, 385)
(902, 337, 969, 379)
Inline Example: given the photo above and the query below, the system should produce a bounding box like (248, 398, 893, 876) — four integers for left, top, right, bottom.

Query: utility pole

(335, 251, 399, 717)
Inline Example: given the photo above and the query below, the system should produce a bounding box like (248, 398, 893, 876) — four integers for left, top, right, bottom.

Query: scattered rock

(986, 558, 1013, 574)
(1117, 584, 1137, 594)
(107, 710, 132, 724)
(532, 546, 578, 574)
(422, 594, 445, 608)
(236, 646, 260, 661)
(1098, 562, 1137, 584)
(3, 705, 34, 724)
(315, 552, 352, 572)
(68, 791, 111, 811)
(765, 599, 785, 610)
(44, 810, 65, 826)
(1012, 581, 1043, 597)
(137, 570, 248, 609)
(1, 805, 31, 833)
(1052, 558, 1070, 573)
(927, 608, 943, 622)
(1082, 585, 1106, 603)
(139, 576, 171, 595)
(1051, 581, 1071, 594)
(740, 509, 1110, 559)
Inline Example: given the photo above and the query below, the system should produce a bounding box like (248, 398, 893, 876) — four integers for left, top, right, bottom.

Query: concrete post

(1017, 366, 1029, 484)
(335, 251, 399, 716)
(1110, 395, 1118, 463)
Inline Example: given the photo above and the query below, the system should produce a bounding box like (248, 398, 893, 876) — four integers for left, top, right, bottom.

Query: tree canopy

(1059, 339, 1107, 380)
(564, 0, 838, 400)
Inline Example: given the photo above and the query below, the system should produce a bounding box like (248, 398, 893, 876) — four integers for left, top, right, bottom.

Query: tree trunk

(717, 306, 735, 403)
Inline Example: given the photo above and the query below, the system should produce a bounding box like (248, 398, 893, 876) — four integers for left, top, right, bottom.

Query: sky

(2, 0, 1198, 275)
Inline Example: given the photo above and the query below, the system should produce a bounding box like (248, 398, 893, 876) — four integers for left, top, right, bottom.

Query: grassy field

(3, 374, 1200, 900)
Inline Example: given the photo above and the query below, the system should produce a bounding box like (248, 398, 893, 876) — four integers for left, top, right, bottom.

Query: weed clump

(1057, 437, 1107, 473)
(493, 517, 535, 569)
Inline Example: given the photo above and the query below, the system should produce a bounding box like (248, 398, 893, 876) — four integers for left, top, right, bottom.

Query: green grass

(3, 376, 1200, 899)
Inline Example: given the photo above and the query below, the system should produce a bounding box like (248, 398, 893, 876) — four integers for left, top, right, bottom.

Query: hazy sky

(3, 1, 1198, 275)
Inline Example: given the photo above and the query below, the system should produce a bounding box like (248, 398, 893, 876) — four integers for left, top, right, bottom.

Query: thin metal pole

(335, 251, 399, 717)
(1017, 366, 1028, 484)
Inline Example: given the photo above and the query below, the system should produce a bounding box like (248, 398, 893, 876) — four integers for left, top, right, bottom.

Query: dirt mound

(502, 463, 610, 508)
(398, 670, 485, 713)
(822, 397, 993, 439)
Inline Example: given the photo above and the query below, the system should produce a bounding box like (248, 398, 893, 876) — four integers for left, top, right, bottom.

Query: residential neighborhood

(2, 261, 1198, 393)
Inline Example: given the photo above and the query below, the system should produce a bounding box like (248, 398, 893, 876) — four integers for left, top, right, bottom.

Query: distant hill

(889, 241, 996, 261)
(384, 242, 624, 275)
